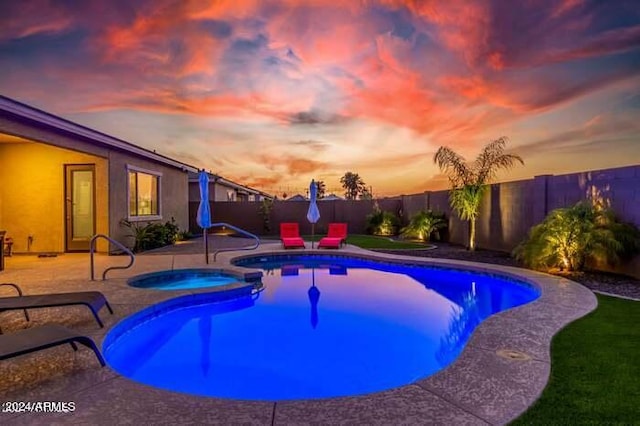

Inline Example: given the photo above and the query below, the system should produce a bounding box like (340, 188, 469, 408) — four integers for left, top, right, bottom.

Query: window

(227, 190, 236, 201)
(128, 166, 161, 219)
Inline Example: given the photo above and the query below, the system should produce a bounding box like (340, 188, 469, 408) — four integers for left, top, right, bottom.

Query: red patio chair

(318, 223, 348, 249)
(280, 223, 306, 249)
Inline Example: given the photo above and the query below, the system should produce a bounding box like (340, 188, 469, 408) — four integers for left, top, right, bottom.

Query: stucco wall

(214, 183, 232, 201)
(0, 113, 189, 253)
(188, 181, 236, 202)
(108, 151, 189, 250)
(0, 142, 108, 253)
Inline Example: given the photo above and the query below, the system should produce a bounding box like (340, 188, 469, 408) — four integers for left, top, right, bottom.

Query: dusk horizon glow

(1, 0, 639, 197)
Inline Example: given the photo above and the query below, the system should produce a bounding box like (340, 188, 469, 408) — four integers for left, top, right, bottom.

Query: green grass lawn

(512, 294, 640, 425)
(300, 233, 431, 249)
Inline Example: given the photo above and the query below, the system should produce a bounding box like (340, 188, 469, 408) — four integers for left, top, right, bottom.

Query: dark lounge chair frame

(0, 324, 105, 367)
(0, 283, 113, 334)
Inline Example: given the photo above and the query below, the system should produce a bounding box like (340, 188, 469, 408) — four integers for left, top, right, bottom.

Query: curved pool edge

(102, 284, 258, 354)
(224, 246, 597, 424)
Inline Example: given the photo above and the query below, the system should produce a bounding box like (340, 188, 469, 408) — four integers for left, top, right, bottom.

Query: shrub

(400, 210, 447, 242)
(366, 210, 400, 236)
(176, 230, 194, 241)
(513, 201, 640, 272)
(121, 217, 183, 252)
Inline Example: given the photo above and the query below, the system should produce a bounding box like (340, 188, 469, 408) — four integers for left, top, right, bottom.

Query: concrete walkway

(0, 240, 596, 425)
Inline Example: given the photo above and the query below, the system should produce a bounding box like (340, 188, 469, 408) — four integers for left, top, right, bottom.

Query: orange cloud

(99, 3, 225, 76)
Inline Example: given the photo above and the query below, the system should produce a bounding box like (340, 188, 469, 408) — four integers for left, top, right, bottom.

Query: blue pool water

(127, 269, 239, 290)
(105, 255, 540, 401)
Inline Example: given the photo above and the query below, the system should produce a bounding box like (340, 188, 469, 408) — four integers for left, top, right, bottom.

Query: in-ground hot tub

(127, 268, 261, 291)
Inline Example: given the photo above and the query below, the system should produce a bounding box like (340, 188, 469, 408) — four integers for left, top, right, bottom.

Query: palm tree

(360, 187, 373, 200)
(315, 180, 326, 199)
(433, 137, 524, 251)
(513, 201, 640, 271)
(340, 172, 367, 200)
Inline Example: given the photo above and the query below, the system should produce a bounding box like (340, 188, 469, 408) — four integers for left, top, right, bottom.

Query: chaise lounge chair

(318, 223, 348, 249)
(0, 283, 113, 333)
(280, 223, 306, 249)
(0, 324, 105, 366)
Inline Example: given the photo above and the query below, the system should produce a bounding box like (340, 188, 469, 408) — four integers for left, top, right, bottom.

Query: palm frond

(433, 147, 473, 186)
(514, 201, 640, 271)
(474, 137, 524, 184)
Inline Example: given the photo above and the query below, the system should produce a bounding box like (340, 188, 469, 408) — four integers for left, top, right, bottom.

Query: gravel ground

(375, 242, 640, 300)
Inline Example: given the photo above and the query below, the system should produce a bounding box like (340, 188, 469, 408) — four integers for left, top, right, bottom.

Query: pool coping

(0, 244, 597, 425)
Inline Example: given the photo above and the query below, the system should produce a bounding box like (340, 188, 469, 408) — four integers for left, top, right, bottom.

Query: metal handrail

(211, 222, 260, 262)
(90, 234, 135, 281)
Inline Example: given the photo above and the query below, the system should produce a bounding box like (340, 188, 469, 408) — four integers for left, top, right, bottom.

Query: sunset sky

(1, 0, 639, 196)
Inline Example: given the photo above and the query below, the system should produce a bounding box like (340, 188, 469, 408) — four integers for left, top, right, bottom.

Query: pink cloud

(0, 0, 74, 41)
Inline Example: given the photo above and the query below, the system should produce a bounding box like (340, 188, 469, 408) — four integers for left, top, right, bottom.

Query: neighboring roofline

(0, 95, 199, 173)
(216, 177, 274, 199)
(188, 172, 273, 199)
(286, 194, 308, 201)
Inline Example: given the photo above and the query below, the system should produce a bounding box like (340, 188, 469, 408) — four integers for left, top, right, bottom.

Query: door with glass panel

(65, 164, 96, 252)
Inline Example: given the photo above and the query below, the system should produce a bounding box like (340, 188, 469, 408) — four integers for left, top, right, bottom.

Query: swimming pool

(127, 269, 246, 291)
(105, 254, 540, 401)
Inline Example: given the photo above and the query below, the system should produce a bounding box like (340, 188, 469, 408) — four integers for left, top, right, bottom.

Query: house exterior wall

(107, 151, 189, 250)
(0, 112, 189, 253)
(188, 181, 239, 202)
(0, 142, 109, 253)
(214, 183, 234, 201)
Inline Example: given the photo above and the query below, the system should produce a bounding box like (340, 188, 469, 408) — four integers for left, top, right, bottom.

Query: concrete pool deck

(0, 238, 597, 425)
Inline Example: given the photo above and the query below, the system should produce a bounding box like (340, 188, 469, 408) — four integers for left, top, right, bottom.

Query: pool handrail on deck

(211, 223, 260, 262)
(90, 234, 135, 281)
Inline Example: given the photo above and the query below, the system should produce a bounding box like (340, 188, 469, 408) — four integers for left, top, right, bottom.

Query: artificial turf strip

(512, 294, 640, 425)
(345, 234, 430, 249)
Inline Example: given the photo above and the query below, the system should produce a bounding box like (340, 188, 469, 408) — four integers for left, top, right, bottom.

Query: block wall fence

(191, 165, 640, 278)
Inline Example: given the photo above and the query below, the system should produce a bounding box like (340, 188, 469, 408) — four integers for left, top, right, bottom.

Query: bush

(176, 230, 194, 241)
(121, 217, 183, 252)
(513, 201, 640, 272)
(400, 210, 447, 242)
(366, 210, 400, 236)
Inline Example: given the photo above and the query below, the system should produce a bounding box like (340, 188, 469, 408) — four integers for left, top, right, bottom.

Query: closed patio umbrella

(306, 179, 320, 248)
(197, 170, 213, 264)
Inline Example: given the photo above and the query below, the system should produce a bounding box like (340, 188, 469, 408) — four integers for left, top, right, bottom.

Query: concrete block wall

(400, 165, 640, 277)
(190, 199, 402, 236)
(195, 165, 639, 277)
